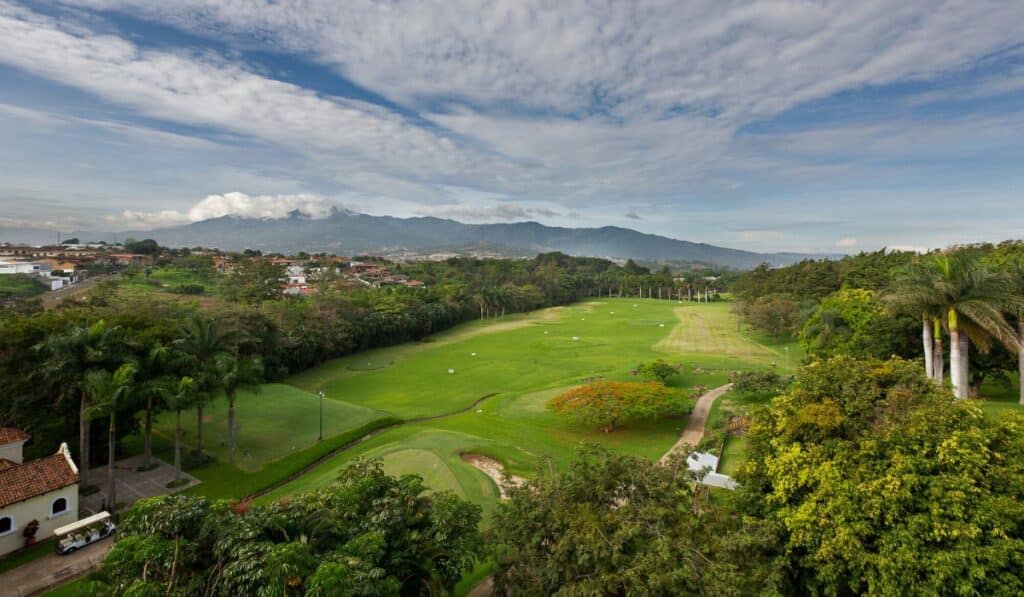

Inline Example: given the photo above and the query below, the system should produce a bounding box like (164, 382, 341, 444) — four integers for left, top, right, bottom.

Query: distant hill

(60, 210, 826, 269)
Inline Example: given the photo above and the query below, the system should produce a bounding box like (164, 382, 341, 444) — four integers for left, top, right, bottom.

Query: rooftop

(0, 428, 30, 446)
(0, 444, 79, 509)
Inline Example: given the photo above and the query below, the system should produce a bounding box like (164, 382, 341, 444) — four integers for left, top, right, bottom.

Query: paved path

(0, 537, 112, 596)
(81, 455, 199, 515)
(659, 383, 732, 464)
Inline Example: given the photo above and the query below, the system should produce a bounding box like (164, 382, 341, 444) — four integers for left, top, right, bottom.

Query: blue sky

(0, 0, 1022, 253)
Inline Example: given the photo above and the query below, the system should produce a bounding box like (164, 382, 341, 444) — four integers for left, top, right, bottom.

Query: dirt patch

(460, 453, 526, 499)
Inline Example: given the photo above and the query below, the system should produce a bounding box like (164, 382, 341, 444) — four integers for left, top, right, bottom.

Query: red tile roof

(0, 428, 29, 445)
(0, 448, 78, 508)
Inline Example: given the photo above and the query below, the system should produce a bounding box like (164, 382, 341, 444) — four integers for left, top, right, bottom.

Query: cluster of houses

(269, 257, 423, 296)
(0, 243, 145, 293)
(347, 261, 423, 289)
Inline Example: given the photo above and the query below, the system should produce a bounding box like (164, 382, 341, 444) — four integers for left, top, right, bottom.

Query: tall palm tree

(175, 315, 236, 455)
(890, 261, 945, 382)
(83, 363, 136, 512)
(132, 343, 184, 469)
(157, 376, 199, 483)
(214, 352, 264, 463)
(893, 251, 1022, 398)
(36, 321, 122, 487)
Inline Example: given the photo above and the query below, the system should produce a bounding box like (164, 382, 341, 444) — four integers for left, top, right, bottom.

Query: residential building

(0, 430, 80, 556)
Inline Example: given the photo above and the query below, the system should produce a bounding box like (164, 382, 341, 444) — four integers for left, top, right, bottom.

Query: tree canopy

(91, 460, 483, 596)
(738, 356, 1024, 595)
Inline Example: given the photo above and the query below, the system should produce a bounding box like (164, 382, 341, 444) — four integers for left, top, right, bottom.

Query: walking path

(81, 455, 199, 514)
(659, 383, 732, 464)
(0, 537, 112, 596)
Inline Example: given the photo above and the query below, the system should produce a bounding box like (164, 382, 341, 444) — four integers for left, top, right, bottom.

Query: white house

(0, 429, 80, 557)
(0, 260, 52, 276)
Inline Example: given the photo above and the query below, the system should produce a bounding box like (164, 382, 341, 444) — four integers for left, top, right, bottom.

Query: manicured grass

(264, 299, 786, 514)
(150, 383, 385, 471)
(43, 578, 88, 596)
(718, 435, 747, 476)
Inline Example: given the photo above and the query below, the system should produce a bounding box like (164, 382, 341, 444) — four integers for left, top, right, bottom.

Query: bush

(172, 284, 205, 295)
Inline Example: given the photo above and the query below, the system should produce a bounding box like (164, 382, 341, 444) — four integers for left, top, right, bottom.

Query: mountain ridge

(6, 211, 834, 269)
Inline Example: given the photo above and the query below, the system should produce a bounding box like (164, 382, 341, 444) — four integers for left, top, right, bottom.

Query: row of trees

(31, 314, 262, 501)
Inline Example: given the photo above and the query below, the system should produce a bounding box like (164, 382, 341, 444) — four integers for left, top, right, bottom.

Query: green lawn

(263, 299, 793, 512)
(151, 383, 386, 471)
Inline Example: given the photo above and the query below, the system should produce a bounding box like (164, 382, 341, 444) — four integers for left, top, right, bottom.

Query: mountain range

(4, 211, 831, 269)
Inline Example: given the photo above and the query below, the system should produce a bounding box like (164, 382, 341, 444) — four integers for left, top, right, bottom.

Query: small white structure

(448, 368, 455, 374)
(572, 336, 580, 341)
(686, 451, 738, 490)
(0, 430, 80, 557)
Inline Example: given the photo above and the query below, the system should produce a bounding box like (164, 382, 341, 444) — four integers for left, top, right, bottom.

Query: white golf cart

(54, 511, 116, 555)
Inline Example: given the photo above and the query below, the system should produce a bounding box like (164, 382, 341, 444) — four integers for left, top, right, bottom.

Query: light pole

(317, 391, 325, 441)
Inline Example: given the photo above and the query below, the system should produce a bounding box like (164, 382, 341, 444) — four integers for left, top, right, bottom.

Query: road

(41, 274, 115, 309)
(659, 383, 733, 464)
(0, 538, 112, 596)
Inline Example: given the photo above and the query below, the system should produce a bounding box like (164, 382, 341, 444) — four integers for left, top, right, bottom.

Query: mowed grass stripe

(654, 306, 776, 361)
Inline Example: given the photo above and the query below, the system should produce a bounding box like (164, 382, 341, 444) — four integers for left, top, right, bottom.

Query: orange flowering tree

(549, 381, 691, 431)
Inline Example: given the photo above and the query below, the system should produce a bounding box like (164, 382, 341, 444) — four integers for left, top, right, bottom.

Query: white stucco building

(0, 429, 80, 557)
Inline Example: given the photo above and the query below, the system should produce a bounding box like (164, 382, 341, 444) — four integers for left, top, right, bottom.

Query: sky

(0, 1, 1022, 253)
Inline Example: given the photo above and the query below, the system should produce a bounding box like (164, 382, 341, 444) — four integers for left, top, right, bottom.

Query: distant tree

(549, 381, 689, 431)
(93, 460, 483, 595)
(744, 294, 801, 342)
(491, 447, 777, 595)
(175, 315, 237, 455)
(802, 288, 918, 360)
(123, 238, 160, 256)
(638, 359, 680, 384)
(739, 356, 1024, 595)
(221, 259, 285, 305)
(60, 237, 79, 245)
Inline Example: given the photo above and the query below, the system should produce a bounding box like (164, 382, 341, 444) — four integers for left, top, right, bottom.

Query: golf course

(149, 298, 797, 517)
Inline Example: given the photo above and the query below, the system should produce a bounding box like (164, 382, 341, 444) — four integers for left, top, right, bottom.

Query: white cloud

(835, 237, 858, 248)
(108, 192, 337, 228)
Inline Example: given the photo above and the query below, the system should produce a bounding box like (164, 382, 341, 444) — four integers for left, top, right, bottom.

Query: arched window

(0, 516, 12, 535)
(51, 497, 69, 517)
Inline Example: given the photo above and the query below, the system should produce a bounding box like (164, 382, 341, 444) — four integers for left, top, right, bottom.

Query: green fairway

(151, 383, 386, 471)
(256, 299, 795, 509)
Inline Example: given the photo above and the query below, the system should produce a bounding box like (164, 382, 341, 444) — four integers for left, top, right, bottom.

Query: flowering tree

(549, 381, 690, 431)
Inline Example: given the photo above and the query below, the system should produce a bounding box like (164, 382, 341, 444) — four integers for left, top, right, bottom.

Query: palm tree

(214, 352, 264, 463)
(890, 261, 945, 382)
(893, 251, 1022, 398)
(175, 315, 236, 455)
(133, 343, 183, 469)
(36, 321, 121, 487)
(157, 376, 199, 483)
(83, 363, 136, 512)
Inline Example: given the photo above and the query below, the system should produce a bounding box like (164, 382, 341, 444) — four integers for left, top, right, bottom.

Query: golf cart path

(0, 537, 112, 596)
(659, 383, 732, 464)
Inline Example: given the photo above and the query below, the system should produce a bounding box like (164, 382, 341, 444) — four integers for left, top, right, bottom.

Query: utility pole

(317, 391, 325, 441)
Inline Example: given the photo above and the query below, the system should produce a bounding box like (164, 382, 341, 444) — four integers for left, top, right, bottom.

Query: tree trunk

(108, 413, 116, 511)
(950, 324, 962, 399)
(228, 393, 236, 464)
(933, 324, 944, 383)
(922, 317, 934, 379)
(143, 396, 153, 468)
(196, 404, 205, 452)
(958, 334, 970, 400)
(79, 392, 90, 487)
(174, 410, 182, 482)
(1019, 321, 1024, 405)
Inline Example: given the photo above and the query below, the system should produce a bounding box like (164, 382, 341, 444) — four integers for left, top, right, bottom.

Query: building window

(50, 497, 69, 517)
(0, 516, 12, 536)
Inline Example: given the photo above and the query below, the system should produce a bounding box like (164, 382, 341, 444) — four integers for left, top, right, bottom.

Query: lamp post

(317, 391, 325, 441)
